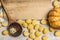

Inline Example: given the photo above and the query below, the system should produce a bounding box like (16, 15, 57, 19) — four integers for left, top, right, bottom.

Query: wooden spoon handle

(1, 0, 14, 25)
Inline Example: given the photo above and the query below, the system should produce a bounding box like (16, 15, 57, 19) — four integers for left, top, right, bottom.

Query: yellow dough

(27, 24, 33, 30)
(29, 33, 35, 39)
(29, 29, 34, 33)
(2, 30, 8, 35)
(0, 22, 2, 28)
(1, 21, 8, 27)
(49, 27, 54, 32)
(38, 26, 44, 32)
(35, 31, 40, 37)
(34, 24, 39, 30)
(54, 31, 60, 36)
(23, 31, 29, 37)
(40, 19, 47, 25)
(53, 0, 59, 7)
(42, 35, 48, 40)
(0, 12, 3, 17)
(17, 19, 24, 25)
(31, 19, 36, 25)
(27, 38, 32, 40)
(34, 37, 40, 40)
(43, 28, 48, 34)
(22, 22, 28, 28)
(26, 19, 32, 24)
(0, 2, 1, 6)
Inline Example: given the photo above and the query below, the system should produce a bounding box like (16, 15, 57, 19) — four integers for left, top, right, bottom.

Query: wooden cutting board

(1, 0, 52, 20)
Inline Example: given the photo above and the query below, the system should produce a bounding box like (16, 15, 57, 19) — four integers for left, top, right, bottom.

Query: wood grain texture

(1, 0, 52, 20)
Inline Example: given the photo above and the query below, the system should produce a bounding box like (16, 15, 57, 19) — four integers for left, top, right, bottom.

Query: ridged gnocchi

(27, 38, 32, 40)
(34, 24, 39, 30)
(31, 19, 36, 25)
(49, 27, 54, 32)
(35, 31, 40, 37)
(26, 19, 32, 24)
(54, 31, 60, 36)
(22, 22, 28, 28)
(43, 28, 48, 34)
(42, 35, 48, 40)
(27, 24, 33, 30)
(1, 21, 8, 27)
(0, 12, 3, 17)
(33, 37, 40, 40)
(38, 26, 44, 32)
(40, 19, 47, 25)
(2, 30, 8, 35)
(23, 31, 29, 37)
(17, 19, 24, 25)
(29, 33, 35, 39)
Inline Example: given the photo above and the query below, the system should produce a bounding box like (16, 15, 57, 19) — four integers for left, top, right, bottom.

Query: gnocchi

(29, 33, 35, 39)
(38, 26, 44, 32)
(40, 19, 47, 25)
(53, 0, 59, 7)
(26, 19, 32, 24)
(43, 28, 48, 34)
(29, 29, 34, 33)
(2, 30, 8, 35)
(23, 31, 29, 37)
(22, 22, 28, 28)
(54, 31, 60, 36)
(0, 12, 3, 17)
(0, 22, 2, 28)
(27, 24, 33, 30)
(1, 21, 8, 27)
(33, 37, 40, 40)
(27, 38, 32, 40)
(49, 27, 54, 32)
(17, 19, 24, 25)
(31, 19, 36, 25)
(34, 24, 39, 30)
(42, 35, 48, 40)
(35, 31, 40, 37)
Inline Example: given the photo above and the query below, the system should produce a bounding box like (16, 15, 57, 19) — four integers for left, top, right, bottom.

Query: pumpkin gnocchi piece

(29, 29, 34, 33)
(29, 33, 35, 39)
(0, 22, 2, 28)
(54, 31, 60, 36)
(0, 12, 3, 17)
(31, 19, 36, 25)
(33, 37, 40, 40)
(49, 27, 54, 32)
(35, 31, 40, 37)
(22, 22, 28, 28)
(1, 21, 8, 27)
(27, 38, 33, 40)
(0, 2, 1, 6)
(43, 28, 48, 34)
(53, 0, 59, 7)
(38, 26, 44, 32)
(17, 19, 24, 25)
(23, 31, 29, 37)
(34, 24, 39, 30)
(26, 19, 32, 24)
(42, 35, 48, 40)
(2, 30, 8, 35)
(27, 24, 33, 30)
(40, 19, 47, 25)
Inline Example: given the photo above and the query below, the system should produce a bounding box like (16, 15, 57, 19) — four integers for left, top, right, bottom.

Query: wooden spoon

(1, 0, 22, 37)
